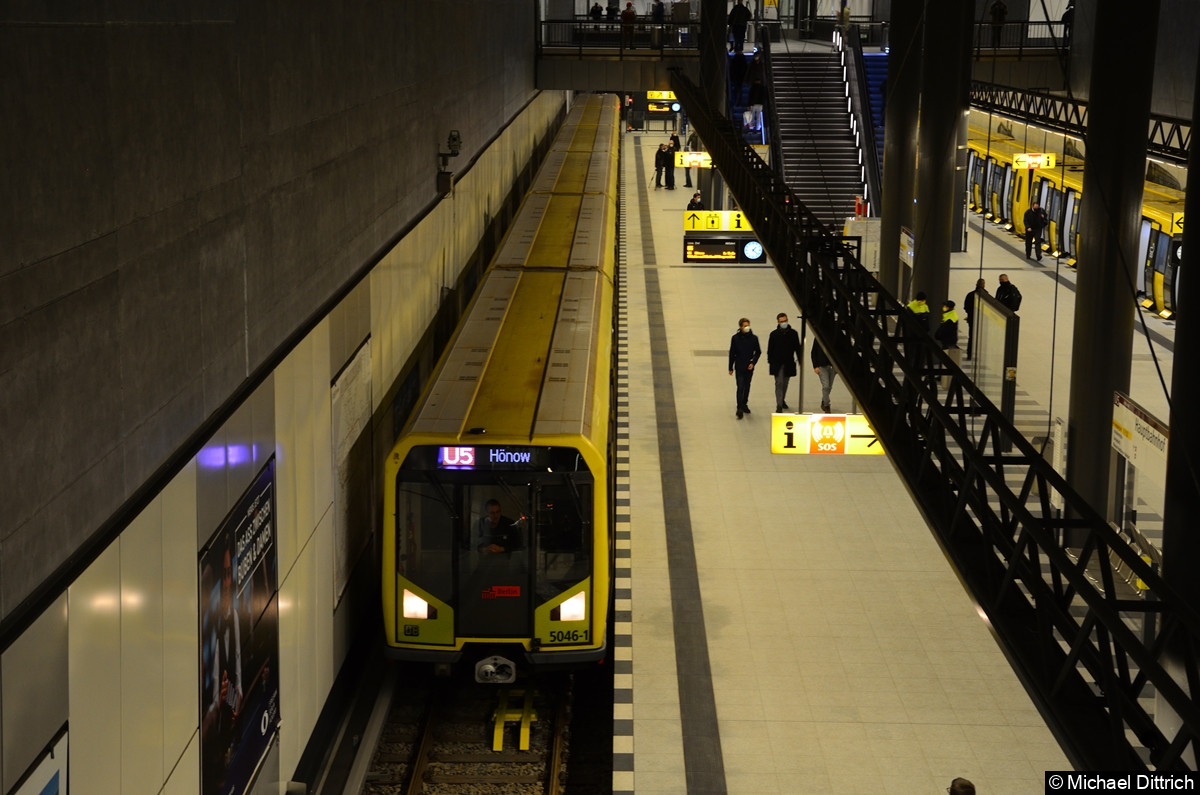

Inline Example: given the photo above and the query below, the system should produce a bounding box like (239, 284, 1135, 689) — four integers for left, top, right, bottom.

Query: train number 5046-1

(548, 629, 588, 643)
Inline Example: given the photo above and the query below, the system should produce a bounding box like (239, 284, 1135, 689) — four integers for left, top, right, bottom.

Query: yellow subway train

(966, 128, 1185, 317)
(382, 94, 620, 682)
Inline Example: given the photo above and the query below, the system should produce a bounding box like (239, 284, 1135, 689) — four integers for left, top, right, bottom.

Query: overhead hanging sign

(675, 151, 712, 168)
(682, 210, 755, 233)
(770, 414, 885, 455)
(1014, 152, 1057, 169)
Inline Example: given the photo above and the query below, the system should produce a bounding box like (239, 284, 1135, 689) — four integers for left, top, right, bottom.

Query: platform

(609, 130, 1177, 793)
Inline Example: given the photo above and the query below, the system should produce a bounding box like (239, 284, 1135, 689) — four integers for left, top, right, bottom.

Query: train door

(987, 159, 1006, 220)
(457, 484, 533, 639)
(967, 151, 984, 212)
(1165, 237, 1183, 315)
(999, 164, 1014, 224)
(1137, 219, 1154, 299)
(1011, 170, 1029, 232)
(1062, 190, 1079, 260)
(1044, 183, 1062, 256)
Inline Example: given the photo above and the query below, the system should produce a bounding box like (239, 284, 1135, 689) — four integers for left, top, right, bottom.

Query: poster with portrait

(199, 460, 281, 795)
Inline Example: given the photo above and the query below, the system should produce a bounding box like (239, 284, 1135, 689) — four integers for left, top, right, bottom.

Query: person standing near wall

(963, 278, 988, 359)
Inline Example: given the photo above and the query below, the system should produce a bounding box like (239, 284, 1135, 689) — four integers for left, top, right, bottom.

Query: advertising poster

(199, 460, 281, 795)
(11, 728, 67, 795)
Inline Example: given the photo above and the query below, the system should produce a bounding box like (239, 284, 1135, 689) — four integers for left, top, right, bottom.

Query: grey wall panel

(0, 595, 67, 794)
(0, 25, 115, 272)
(1, 0, 537, 623)
(105, 24, 241, 230)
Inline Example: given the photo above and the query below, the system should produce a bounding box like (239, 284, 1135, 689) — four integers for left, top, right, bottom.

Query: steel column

(1066, 0, 1160, 534)
(911, 0, 973, 303)
(877, 0, 921, 299)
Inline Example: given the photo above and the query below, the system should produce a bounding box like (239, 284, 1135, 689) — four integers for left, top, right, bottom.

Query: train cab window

(395, 482, 456, 604)
(533, 482, 593, 603)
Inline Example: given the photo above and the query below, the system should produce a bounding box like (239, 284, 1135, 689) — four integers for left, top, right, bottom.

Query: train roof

(401, 94, 619, 446)
(406, 267, 610, 442)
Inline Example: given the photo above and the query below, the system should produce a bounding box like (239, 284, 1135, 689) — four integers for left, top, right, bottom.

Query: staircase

(771, 51, 863, 228)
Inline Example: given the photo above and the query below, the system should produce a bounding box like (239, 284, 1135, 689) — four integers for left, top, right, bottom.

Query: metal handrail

(838, 26, 881, 215)
(670, 66, 1200, 771)
(758, 26, 785, 178)
(537, 17, 700, 57)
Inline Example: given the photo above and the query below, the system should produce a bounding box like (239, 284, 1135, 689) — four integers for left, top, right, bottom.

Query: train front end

(384, 440, 608, 681)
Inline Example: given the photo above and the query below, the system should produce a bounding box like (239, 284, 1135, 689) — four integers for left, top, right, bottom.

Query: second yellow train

(965, 126, 1185, 317)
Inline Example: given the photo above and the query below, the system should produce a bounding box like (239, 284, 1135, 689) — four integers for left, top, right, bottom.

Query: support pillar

(910, 0, 973, 305)
(699, 0, 728, 211)
(700, 0, 727, 116)
(877, 0, 921, 300)
(1157, 40, 1200, 769)
(1066, 0, 1160, 534)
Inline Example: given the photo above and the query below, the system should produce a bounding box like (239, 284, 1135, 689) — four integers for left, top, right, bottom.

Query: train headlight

(553, 592, 587, 622)
(403, 589, 436, 619)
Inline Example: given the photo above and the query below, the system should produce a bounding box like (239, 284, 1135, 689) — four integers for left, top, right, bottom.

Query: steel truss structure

(969, 81, 1191, 165)
(670, 70, 1200, 770)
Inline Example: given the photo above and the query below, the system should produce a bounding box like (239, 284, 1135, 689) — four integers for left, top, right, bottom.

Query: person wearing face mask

(767, 312, 802, 413)
(728, 317, 761, 419)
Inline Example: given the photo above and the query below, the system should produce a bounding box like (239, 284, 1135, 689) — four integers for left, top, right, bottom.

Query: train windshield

(394, 445, 594, 637)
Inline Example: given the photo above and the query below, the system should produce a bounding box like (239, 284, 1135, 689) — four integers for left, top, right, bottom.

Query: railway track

(359, 665, 573, 794)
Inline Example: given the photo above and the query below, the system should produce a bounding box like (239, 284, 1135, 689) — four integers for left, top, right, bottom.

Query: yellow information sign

(1171, 213, 1185, 235)
(646, 90, 677, 100)
(682, 210, 755, 233)
(770, 413, 885, 455)
(675, 151, 712, 168)
(1014, 152, 1057, 170)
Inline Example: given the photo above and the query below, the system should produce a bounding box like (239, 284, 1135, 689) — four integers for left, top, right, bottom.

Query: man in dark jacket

(963, 278, 988, 359)
(654, 142, 674, 189)
(727, 0, 751, 52)
(479, 499, 522, 553)
(1023, 201, 1048, 260)
(996, 273, 1022, 312)
(767, 313, 802, 413)
(728, 316, 761, 419)
(904, 291, 931, 367)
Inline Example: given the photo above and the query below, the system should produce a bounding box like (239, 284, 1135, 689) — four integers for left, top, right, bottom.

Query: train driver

(478, 498, 523, 554)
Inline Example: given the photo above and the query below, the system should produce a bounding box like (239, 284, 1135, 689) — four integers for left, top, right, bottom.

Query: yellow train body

(966, 126, 1185, 290)
(382, 94, 620, 677)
